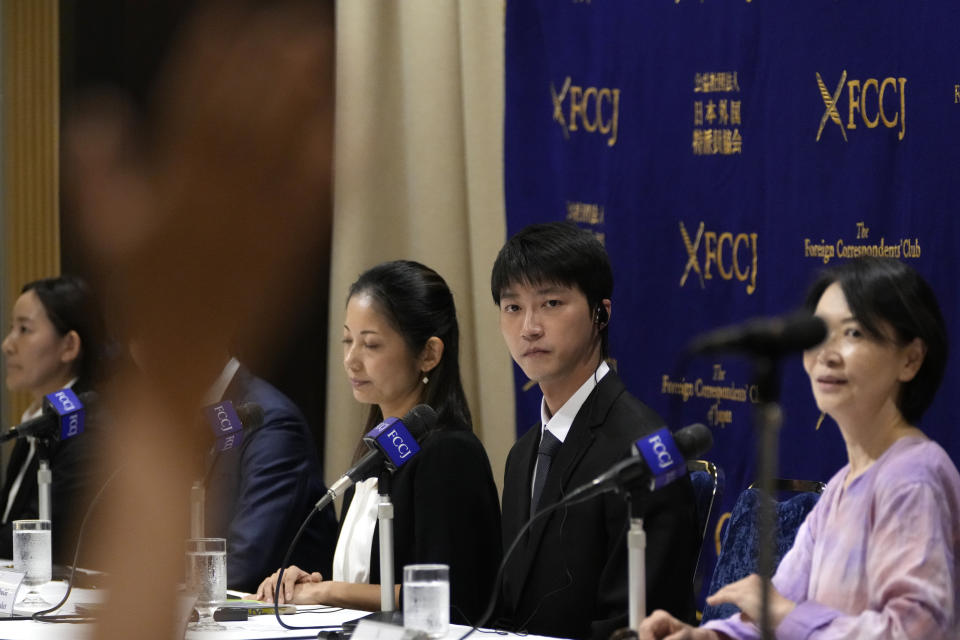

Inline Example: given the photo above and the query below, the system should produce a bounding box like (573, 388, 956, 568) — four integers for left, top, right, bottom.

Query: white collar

(203, 357, 241, 405)
(539, 361, 610, 444)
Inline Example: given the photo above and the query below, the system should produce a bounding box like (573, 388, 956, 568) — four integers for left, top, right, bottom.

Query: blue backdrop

(505, 0, 960, 608)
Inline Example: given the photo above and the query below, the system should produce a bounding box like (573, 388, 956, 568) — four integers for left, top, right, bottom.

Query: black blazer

(341, 427, 502, 624)
(498, 371, 699, 640)
(0, 379, 105, 565)
(204, 365, 338, 592)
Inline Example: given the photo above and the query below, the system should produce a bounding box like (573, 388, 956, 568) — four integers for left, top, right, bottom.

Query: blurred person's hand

(62, 2, 333, 638)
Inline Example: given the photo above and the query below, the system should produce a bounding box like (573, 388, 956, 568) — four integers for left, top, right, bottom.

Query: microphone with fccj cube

(626, 425, 711, 631)
(0, 388, 95, 522)
(191, 400, 265, 537)
(270, 404, 435, 631)
(562, 422, 712, 502)
(0, 388, 94, 444)
(568, 423, 713, 630)
(203, 400, 265, 453)
(312, 405, 431, 512)
(556, 424, 712, 630)
(464, 423, 713, 639)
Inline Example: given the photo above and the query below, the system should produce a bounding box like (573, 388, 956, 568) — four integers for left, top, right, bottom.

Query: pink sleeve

(776, 481, 956, 640)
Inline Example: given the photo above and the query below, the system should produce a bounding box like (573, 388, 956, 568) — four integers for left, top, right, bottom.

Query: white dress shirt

(531, 361, 610, 498)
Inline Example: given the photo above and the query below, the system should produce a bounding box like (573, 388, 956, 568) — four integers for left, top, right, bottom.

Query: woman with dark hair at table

(0, 275, 111, 564)
(640, 257, 960, 639)
(257, 260, 501, 622)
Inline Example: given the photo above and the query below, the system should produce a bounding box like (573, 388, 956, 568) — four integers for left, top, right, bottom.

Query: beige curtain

(327, 1, 515, 495)
(1, 0, 61, 428)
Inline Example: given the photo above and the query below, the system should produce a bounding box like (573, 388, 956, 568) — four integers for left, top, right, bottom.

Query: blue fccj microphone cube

(634, 428, 685, 490)
(44, 388, 85, 441)
(204, 400, 245, 452)
(365, 417, 421, 470)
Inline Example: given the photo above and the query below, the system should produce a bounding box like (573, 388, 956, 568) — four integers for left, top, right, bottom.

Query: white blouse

(332, 477, 380, 583)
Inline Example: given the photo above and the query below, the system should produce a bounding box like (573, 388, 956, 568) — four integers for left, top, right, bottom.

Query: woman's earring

(815, 411, 826, 431)
(422, 375, 429, 385)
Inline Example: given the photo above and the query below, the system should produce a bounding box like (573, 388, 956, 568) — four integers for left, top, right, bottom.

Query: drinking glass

(13, 519, 52, 608)
(185, 537, 227, 630)
(403, 564, 449, 638)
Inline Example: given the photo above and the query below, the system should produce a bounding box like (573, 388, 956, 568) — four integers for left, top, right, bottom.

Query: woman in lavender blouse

(640, 257, 960, 640)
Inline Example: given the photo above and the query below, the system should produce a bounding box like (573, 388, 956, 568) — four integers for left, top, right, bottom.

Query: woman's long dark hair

(348, 260, 472, 458)
(21, 275, 109, 386)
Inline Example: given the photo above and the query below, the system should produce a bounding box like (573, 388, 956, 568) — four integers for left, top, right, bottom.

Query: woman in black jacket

(257, 260, 501, 622)
(0, 275, 109, 565)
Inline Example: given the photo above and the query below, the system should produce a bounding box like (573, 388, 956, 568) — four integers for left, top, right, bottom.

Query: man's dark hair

(804, 257, 948, 425)
(491, 221, 613, 358)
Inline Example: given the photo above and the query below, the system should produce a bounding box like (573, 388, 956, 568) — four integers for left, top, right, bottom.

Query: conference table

(6, 580, 561, 640)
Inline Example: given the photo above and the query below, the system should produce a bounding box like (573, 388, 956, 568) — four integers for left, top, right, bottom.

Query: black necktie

(531, 430, 562, 517)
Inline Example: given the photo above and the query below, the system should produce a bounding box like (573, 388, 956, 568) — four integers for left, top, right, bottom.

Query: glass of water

(13, 519, 52, 608)
(185, 537, 227, 630)
(403, 563, 449, 638)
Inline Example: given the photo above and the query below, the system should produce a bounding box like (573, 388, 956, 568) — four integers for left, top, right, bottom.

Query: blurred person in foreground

(62, 1, 335, 638)
(255, 260, 501, 623)
(1, 275, 110, 564)
(640, 257, 960, 640)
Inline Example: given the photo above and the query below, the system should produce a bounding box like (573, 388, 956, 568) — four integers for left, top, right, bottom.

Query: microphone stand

(753, 355, 782, 640)
(343, 469, 404, 631)
(36, 440, 53, 521)
(190, 480, 205, 538)
(627, 513, 646, 631)
(191, 439, 223, 540)
(377, 468, 399, 616)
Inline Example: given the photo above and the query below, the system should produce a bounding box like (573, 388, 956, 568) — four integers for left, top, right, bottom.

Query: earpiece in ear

(594, 305, 609, 325)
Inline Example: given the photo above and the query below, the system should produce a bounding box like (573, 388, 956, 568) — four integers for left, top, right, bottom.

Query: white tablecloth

(3, 582, 563, 640)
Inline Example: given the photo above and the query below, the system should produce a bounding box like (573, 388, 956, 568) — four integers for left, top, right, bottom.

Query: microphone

(202, 400, 265, 452)
(315, 404, 436, 512)
(568, 423, 713, 500)
(194, 400, 267, 537)
(686, 311, 827, 356)
(467, 422, 714, 635)
(266, 404, 436, 630)
(0, 389, 96, 444)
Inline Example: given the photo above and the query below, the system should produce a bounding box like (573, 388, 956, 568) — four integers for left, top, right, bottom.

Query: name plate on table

(353, 619, 429, 640)
(0, 571, 24, 615)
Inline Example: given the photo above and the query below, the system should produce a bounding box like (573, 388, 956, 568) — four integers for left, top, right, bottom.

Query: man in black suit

(491, 222, 699, 640)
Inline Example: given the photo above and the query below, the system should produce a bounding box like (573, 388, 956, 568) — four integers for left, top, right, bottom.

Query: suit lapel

(501, 424, 539, 608)
(541, 371, 624, 511)
(504, 426, 539, 537)
(204, 365, 250, 504)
